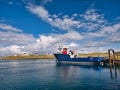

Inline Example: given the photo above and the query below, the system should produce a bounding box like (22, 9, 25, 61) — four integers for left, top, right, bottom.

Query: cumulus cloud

(67, 43, 79, 47)
(80, 8, 107, 31)
(27, 5, 81, 31)
(9, 4, 117, 54)
(52, 18, 81, 30)
(107, 33, 120, 43)
(83, 9, 104, 22)
(27, 5, 108, 33)
(25, 4, 85, 54)
(79, 47, 108, 54)
(27, 5, 49, 19)
(41, 0, 52, 5)
(101, 23, 120, 34)
(0, 23, 36, 55)
(0, 3, 120, 56)
(83, 23, 120, 48)
(0, 45, 32, 56)
(85, 41, 107, 47)
(30, 31, 82, 53)
(0, 31, 36, 45)
(0, 23, 22, 32)
(86, 23, 120, 38)
(0, 23, 83, 55)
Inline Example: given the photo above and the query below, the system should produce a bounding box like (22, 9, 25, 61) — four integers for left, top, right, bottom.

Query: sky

(0, 0, 120, 56)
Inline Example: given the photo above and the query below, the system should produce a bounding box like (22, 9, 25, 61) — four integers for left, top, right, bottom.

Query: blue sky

(0, 0, 120, 56)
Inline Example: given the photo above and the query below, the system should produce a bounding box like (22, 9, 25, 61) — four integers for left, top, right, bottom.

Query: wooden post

(113, 50, 116, 66)
(108, 49, 112, 66)
(108, 49, 116, 66)
(109, 65, 113, 79)
(114, 66, 117, 79)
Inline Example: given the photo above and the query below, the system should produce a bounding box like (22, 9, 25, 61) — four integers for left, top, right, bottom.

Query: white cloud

(33, 31, 82, 52)
(0, 25, 83, 55)
(82, 9, 105, 23)
(0, 23, 36, 55)
(0, 23, 37, 55)
(106, 32, 120, 43)
(67, 43, 79, 47)
(27, 5, 81, 31)
(85, 41, 107, 47)
(38, 35, 57, 48)
(0, 23, 22, 32)
(85, 23, 120, 38)
(0, 45, 25, 56)
(1, 3, 120, 56)
(62, 30, 83, 40)
(0, 31, 35, 45)
(27, 5, 49, 19)
(83, 23, 120, 48)
(27, 5, 108, 33)
(80, 9, 107, 31)
(101, 23, 120, 34)
(26, 4, 120, 54)
(79, 47, 107, 54)
(52, 17, 81, 30)
(73, 13, 78, 17)
(42, 0, 52, 5)
(9, 45, 24, 54)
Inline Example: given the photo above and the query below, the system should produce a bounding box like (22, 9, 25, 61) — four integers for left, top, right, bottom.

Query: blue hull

(54, 54, 105, 65)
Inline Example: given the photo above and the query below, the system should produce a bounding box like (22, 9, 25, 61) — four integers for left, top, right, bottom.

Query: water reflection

(109, 65, 120, 79)
(1, 60, 120, 90)
(56, 63, 120, 80)
(56, 64, 103, 71)
(56, 64, 103, 81)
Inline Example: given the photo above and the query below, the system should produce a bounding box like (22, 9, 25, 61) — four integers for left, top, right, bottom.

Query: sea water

(0, 59, 120, 90)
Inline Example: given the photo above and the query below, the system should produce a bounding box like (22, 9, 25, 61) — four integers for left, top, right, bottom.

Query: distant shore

(0, 52, 120, 60)
(1, 54, 55, 60)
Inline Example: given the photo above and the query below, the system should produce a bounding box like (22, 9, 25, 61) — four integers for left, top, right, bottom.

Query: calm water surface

(0, 59, 120, 90)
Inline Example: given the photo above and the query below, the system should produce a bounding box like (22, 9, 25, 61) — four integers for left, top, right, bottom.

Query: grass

(2, 54, 55, 60)
(79, 52, 120, 60)
(79, 52, 108, 58)
(1, 51, 120, 60)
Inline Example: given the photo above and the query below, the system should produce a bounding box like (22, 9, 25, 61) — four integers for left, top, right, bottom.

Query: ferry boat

(54, 46, 105, 65)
